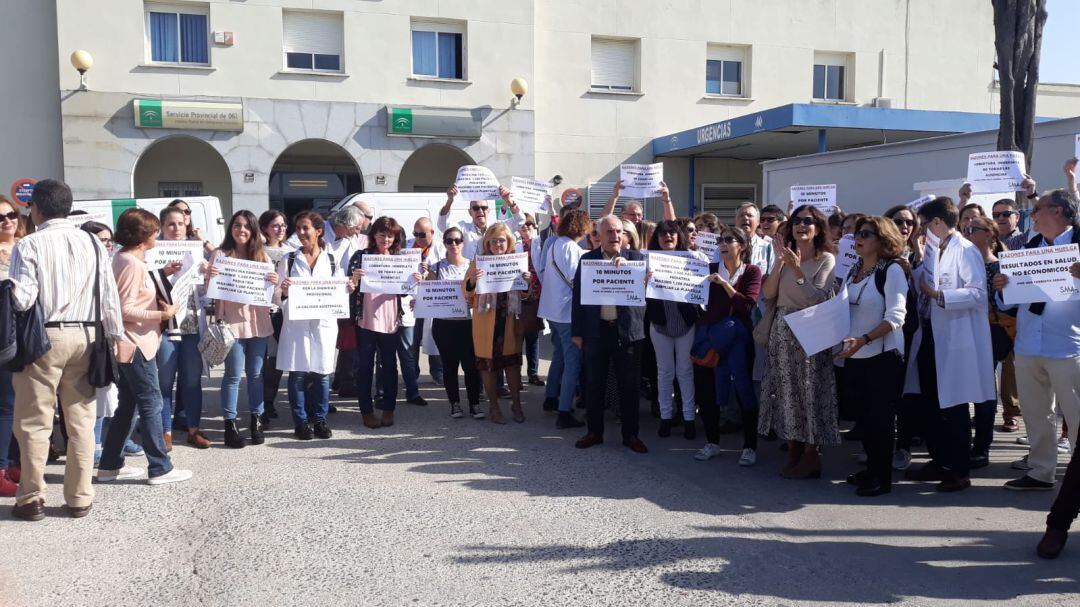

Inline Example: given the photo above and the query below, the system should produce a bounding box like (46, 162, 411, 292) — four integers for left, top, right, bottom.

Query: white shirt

(844, 262, 907, 359)
(9, 218, 123, 339)
(537, 236, 584, 324)
(438, 209, 524, 259)
(274, 248, 340, 375)
(749, 235, 774, 274)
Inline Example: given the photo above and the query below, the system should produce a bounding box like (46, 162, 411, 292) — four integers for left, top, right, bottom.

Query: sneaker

(406, 396, 429, 407)
(694, 443, 722, 461)
(0, 471, 16, 498)
(1058, 437, 1071, 454)
(294, 423, 313, 441)
(123, 440, 144, 456)
(97, 465, 146, 483)
(1016, 435, 1030, 445)
(998, 418, 1019, 433)
(738, 448, 757, 467)
(147, 468, 193, 486)
(450, 402, 465, 419)
(1011, 455, 1033, 471)
(892, 449, 912, 471)
(469, 403, 486, 420)
(313, 421, 333, 439)
(1004, 475, 1055, 491)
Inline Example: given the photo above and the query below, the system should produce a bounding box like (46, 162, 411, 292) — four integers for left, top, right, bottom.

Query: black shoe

(12, 499, 45, 522)
(846, 470, 872, 486)
(406, 396, 428, 407)
(856, 482, 892, 497)
(658, 419, 672, 438)
(556, 411, 584, 429)
(313, 421, 332, 439)
(969, 454, 990, 470)
(542, 397, 559, 412)
(249, 414, 265, 446)
(259, 412, 272, 429)
(223, 419, 246, 449)
(683, 421, 696, 440)
(294, 423, 313, 440)
(528, 374, 545, 386)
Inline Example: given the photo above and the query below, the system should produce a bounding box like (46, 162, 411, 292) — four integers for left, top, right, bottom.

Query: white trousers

(1015, 354, 1080, 484)
(650, 326, 695, 421)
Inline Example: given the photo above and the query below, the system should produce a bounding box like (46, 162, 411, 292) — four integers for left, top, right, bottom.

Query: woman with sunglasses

(0, 198, 22, 495)
(759, 205, 838, 479)
(259, 210, 290, 424)
(426, 227, 484, 420)
(694, 226, 762, 465)
(167, 199, 215, 254)
(837, 217, 908, 496)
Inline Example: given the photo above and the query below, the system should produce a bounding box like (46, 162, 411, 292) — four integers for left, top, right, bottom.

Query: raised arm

(1066, 159, 1078, 201)
(660, 181, 676, 221)
(437, 185, 458, 232)
(600, 180, 623, 218)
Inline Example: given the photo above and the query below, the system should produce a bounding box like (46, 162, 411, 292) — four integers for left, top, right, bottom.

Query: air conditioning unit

(873, 97, 893, 109)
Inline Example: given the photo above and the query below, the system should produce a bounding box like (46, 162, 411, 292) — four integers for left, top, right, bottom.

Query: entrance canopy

(651, 103, 1034, 160)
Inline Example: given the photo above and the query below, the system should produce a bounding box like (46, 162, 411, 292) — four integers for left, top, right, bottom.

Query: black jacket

(571, 248, 646, 345)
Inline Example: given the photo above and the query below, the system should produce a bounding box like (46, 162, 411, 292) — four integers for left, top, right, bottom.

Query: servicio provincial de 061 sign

(134, 100, 243, 131)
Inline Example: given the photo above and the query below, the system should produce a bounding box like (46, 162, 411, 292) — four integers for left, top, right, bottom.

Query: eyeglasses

(0, 211, 18, 221)
(760, 216, 781, 224)
(488, 237, 508, 244)
(413, 231, 429, 239)
(471, 206, 489, 212)
(719, 236, 738, 244)
(443, 238, 463, 245)
(267, 222, 286, 230)
(992, 210, 1016, 219)
(892, 218, 915, 228)
(790, 216, 816, 226)
(855, 229, 879, 239)
(962, 226, 990, 235)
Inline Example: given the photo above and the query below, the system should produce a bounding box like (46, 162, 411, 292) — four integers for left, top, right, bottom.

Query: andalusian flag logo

(136, 100, 163, 127)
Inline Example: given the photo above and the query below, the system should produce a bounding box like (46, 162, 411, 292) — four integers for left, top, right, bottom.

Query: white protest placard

(146, 239, 205, 271)
(169, 256, 199, 327)
(414, 280, 469, 318)
(206, 256, 275, 306)
(646, 252, 709, 305)
(791, 184, 837, 216)
(287, 277, 350, 320)
(906, 194, 935, 210)
(580, 259, 646, 307)
(835, 234, 858, 281)
(620, 163, 664, 199)
(783, 289, 850, 356)
(999, 244, 1080, 305)
(966, 151, 1025, 194)
(695, 232, 721, 263)
(69, 209, 114, 230)
(475, 252, 529, 294)
(510, 177, 553, 215)
(455, 165, 501, 202)
(1074, 133, 1079, 161)
(360, 253, 421, 294)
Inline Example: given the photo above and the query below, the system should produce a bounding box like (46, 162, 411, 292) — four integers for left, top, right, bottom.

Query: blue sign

(9, 178, 36, 206)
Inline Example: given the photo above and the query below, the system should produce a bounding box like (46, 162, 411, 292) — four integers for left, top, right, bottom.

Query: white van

(71, 196, 226, 245)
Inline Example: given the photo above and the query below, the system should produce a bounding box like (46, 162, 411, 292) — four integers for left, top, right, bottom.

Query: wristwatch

(862, 333, 873, 344)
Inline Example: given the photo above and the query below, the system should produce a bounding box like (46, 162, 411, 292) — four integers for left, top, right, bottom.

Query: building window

(706, 45, 747, 96)
(283, 11, 344, 72)
(159, 181, 203, 198)
(701, 184, 758, 225)
(591, 37, 638, 92)
(145, 3, 209, 65)
(411, 20, 465, 79)
(813, 52, 850, 101)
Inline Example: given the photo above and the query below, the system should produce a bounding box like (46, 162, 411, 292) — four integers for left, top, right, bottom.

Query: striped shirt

(8, 218, 124, 339)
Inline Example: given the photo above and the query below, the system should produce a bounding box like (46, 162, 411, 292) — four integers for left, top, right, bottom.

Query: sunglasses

(855, 229, 879, 239)
(413, 231, 429, 239)
(0, 211, 18, 221)
(892, 218, 915, 228)
(523, 223, 537, 229)
(790, 216, 816, 226)
(760, 216, 781, 224)
(963, 226, 990, 235)
(444, 237, 463, 245)
(719, 236, 739, 244)
(471, 206, 489, 212)
(685, 226, 696, 233)
(992, 211, 1017, 219)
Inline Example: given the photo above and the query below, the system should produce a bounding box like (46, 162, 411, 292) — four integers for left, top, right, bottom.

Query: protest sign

(69, 209, 114, 230)
(790, 184, 837, 216)
(455, 165, 501, 201)
(906, 194, 935, 210)
(694, 231, 721, 263)
(169, 256, 198, 327)
(475, 252, 529, 294)
(835, 234, 858, 281)
(580, 259, 646, 307)
(620, 163, 664, 199)
(287, 277, 350, 320)
(206, 256, 275, 306)
(966, 151, 1025, 194)
(1075, 133, 1079, 161)
(360, 253, 421, 294)
(414, 280, 470, 318)
(146, 239, 205, 271)
(999, 244, 1080, 305)
(783, 289, 850, 356)
(645, 252, 709, 305)
(510, 177, 553, 215)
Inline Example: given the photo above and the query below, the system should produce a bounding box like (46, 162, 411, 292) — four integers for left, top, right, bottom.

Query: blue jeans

(549, 321, 582, 413)
(525, 331, 540, 377)
(357, 328, 398, 414)
(220, 337, 268, 420)
(99, 350, 173, 477)
(544, 327, 565, 401)
(711, 320, 758, 411)
(0, 369, 14, 469)
(288, 372, 330, 425)
(157, 334, 203, 429)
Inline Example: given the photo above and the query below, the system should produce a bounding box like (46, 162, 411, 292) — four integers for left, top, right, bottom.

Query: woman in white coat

(276, 211, 347, 441)
(903, 197, 996, 493)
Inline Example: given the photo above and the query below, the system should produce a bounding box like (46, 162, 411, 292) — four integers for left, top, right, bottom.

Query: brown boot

(164, 432, 173, 453)
(362, 413, 381, 429)
(781, 441, 805, 476)
(380, 410, 395, 427)
(782, 446, 822, 479)
(186, 429, 211, 449)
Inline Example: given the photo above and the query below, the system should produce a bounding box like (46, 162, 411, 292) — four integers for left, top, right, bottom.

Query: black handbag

(6, 298, 51, 373)
(86, 231, 118, 388)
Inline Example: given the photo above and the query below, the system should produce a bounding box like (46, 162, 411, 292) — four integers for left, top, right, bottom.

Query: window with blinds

(590, 38, 638, 91)
(144, 3, 209, 65)
(586, 182, 656, 220)
(700, 184, 757, 225)
(283, 11, 344, 72)
(411, 20, 466, 80)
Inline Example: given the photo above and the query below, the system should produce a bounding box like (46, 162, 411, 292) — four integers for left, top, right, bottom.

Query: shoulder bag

(86, 232, 118, 388)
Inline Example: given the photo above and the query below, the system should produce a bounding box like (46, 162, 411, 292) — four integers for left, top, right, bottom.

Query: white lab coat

(274, 248, 340, 375)
(903, 233, 996, 408)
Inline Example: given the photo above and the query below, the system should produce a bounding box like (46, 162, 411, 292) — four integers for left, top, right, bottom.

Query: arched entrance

(398, 143, 474, 193)
(133, 136, 233, 216)
(269, 139, 362, 217)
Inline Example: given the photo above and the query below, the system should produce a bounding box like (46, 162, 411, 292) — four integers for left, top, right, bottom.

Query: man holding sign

(992, 190, 1080, 503)
(439, 172, 525, 259)
(571, 216, 649, 454)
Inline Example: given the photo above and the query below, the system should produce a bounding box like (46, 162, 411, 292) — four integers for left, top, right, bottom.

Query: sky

(1040, 0, 1078, 84)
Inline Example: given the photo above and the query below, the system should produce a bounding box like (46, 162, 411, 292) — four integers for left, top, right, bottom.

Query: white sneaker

(147, 468, 193, 486)
(1058, 437, 1072, 454)
(1016, 435, 1030, 445)
(96, 465, 145, 483)
(892, 448, 912, 471)
(738, 448, 757, 467)
(1011, 455, 1033, 471)
(694, 443, 722, 461)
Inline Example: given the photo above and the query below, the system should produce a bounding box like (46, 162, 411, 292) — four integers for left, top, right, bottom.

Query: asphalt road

(2, 352, 1078, 607)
